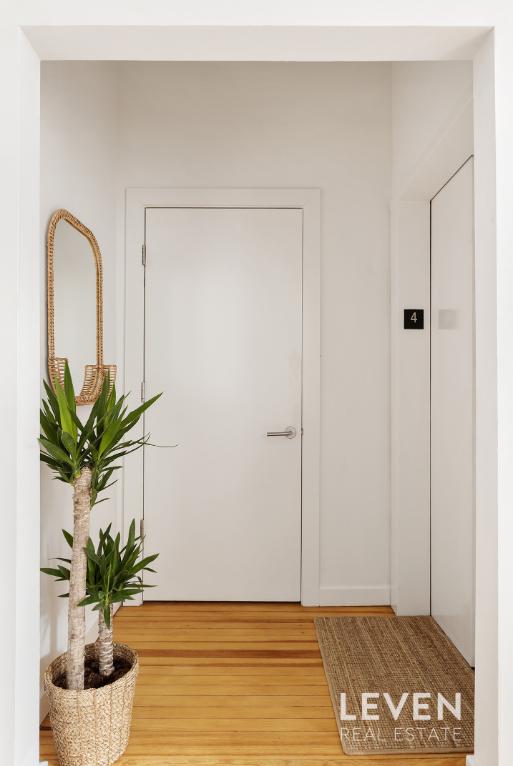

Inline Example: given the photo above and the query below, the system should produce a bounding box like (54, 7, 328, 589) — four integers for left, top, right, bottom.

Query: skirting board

(319, 584, 390, 606)
(466, 756, 476, 766)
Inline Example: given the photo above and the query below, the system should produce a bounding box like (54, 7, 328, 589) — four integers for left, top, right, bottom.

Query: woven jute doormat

(315, 616, 473, 755)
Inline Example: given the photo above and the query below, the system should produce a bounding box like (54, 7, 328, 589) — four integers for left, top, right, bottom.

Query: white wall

(115, 62, 393, 605)
(39, 62, 120, 717)
(392, 62, 474, 196)
(390, 199, 431, 614)
(389, 62, 473, 615)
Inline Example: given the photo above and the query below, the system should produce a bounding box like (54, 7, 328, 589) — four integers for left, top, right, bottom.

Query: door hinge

(140, 518, 145, 539)
(142, 243, 147, 266)
(141, 380, 145, 402)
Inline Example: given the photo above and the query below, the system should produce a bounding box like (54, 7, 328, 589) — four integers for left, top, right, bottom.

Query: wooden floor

(40, 602, 466, 766)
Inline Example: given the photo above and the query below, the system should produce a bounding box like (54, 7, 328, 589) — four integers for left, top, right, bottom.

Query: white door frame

(124, 188, 321, 605)
(430, 156, 475, 664)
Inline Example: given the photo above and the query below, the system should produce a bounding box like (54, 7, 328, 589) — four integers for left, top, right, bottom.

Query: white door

(430, 158, 475, 665)
(143, 207, 302, 601)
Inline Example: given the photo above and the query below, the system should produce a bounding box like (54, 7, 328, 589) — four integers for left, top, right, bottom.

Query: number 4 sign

(404, 309, 424, 329)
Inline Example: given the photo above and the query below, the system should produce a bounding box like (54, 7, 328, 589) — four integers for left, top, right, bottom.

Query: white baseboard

(466, 756, 476, 766)
(319, 584, 391, 606)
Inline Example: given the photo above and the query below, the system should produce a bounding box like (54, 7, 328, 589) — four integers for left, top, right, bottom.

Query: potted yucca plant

(40, 364, 161, 766)
(43, 521, 158, 681)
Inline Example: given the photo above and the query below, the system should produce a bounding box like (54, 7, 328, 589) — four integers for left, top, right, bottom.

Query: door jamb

(124, 187, 321, 605)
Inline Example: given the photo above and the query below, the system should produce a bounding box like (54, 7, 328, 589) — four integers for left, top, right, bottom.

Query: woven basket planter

(44, 642, 138, 766)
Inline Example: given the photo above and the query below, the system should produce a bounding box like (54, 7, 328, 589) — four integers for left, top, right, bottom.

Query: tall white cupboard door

(143, 207, 302, 601)
(431, 159, 475, 665)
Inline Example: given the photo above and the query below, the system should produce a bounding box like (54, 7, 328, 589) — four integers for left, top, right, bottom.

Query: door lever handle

(266, 426, 297, 439)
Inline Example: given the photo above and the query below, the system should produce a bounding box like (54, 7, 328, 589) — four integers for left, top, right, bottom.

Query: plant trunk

(97, 605, 114, 677)
(67, 466, 92, 690)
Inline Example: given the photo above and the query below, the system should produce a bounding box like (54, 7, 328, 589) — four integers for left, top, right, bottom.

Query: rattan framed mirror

(47, 208, 116, 405)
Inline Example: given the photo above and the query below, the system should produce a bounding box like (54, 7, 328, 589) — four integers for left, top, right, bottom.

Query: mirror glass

(53, 218, 97, 388)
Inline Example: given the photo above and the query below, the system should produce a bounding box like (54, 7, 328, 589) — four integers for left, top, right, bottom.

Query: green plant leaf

(120, 393, 162, 431)
(39, 453, 61, 470)
(40, 567, 66, 579)
(40, 410, 58, 442)
(60, 431, 77, 459)
(63, 361, 76, 414)
(39, 437, 74, 468)
(98, 420, 123, 457)
(78, 595, 99, 607)
(43, 379, 60, 422)
(53, 378, 77, 440)
(131, 553, 159, 574)
(77, 395, 102, 451)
